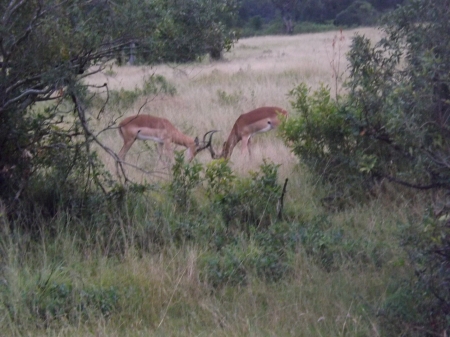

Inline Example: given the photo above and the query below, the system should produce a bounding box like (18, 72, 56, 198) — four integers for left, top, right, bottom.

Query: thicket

(237, 0, 404, 36)
(1, 153, 398, 333)
(0, 0, 239, 218)
(279, 0, 450, 334)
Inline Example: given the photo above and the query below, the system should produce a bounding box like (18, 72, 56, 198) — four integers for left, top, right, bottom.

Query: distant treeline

(236, 0, 405, 33)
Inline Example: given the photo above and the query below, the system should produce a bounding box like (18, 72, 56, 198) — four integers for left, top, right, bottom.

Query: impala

(118, 114, 216, 163)
(208, 106, 288, 159)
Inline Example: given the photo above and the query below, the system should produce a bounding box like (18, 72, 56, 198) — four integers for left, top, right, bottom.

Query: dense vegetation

(238, 0, 404, 35)
(0, 0, 239, 212)
(280, 0, 450, 333)
(0, 0, 449, 336)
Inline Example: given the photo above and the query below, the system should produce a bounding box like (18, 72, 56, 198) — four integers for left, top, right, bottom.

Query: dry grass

(86, 27, 382, 180)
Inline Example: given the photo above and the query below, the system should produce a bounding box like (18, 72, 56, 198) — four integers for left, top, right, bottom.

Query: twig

(277, 178, 289, 221)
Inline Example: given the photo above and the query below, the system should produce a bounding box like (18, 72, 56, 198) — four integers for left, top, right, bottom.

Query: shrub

(205, 159, 282, 234)
(283, 0, 450, 334)
(168, 152, 203, 211)
(249, 15, 263, 30)
(200, 247, 248, 288)
(334, 1, 378, 27)
(106, 75, 176, 110)
(379, 213, 450, 335)
(279, 83, 371, 205)
(0, 268, 120, 328)
(216, 89, 242, 106)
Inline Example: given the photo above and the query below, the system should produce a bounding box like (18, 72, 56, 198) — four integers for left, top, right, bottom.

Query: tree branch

(374, 172, 449, 191)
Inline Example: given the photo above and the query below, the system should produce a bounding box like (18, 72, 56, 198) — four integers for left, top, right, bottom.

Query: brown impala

(118, 114, 216, 162)
(208, 106, 288, 159)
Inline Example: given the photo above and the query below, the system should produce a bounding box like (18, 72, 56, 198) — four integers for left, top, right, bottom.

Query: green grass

(0, 159, 417, 336)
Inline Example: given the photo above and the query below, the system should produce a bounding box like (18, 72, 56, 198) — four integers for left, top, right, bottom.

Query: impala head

(186, 130, 218, 162)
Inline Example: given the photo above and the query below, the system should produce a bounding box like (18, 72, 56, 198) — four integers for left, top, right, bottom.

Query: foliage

(0, 0, 238, 221)
(281, 0, 450, 334)
(380, 213, 450, 335)
(105, 75, 176, 110)
(205, 159, 282, 233)
(216, 89, 243, 106)
(249, 15, 263, 30)
(334, 1, 379, 27)
(281, 0, 450, 199)
(344, 0, 450, 193)
(236, 0, 403, 32)
(168, 152, 203, 211)
(168, 157, 283, 230)
(200, 221, 297, 288)
(279, 83, 369, 202)
(140, 0, 240, 62)
(0, 148, 404, 335)
(200, 246, 249, 288)
(0, 266, 119, 327)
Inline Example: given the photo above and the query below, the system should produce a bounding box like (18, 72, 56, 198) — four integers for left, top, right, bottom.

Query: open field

(86, 27, 382, 180)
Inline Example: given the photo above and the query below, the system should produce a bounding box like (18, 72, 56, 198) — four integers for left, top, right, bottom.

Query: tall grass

(88, 27, 381, 179)
(0, 28, 420, 336)
(1, 190, 413, 336)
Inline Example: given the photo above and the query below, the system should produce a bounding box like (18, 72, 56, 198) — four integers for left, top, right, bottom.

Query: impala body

(209, 106, 288, 159)
(118, 114, 214, 162)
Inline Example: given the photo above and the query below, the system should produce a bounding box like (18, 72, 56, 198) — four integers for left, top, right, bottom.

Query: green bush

(205, 159, 282, 233)
(282, 0, 450, 334)
(379, 213, 450, 335)
(334, 1, 378, 27)
(200, 223, 295, 288)
(253, 222, 297, 282)
(279, 83, 371, 205)
(249, 15, 263, 30)
(1, 268, 119, 327)
(200, 247, 249, 288)
(216, 89, 243, 106)
(106, 75, 176, 110)
(168, 152, 203, 211)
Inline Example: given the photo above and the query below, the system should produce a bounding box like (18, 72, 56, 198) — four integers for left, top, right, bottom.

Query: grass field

(87, 27, 382, 179)
(2, 27, 420, 336)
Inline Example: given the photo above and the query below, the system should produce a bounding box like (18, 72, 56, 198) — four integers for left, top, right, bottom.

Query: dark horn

(201, 130, 219, 158)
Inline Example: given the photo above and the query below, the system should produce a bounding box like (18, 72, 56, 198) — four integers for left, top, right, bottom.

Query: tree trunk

(283, 15, 294, 34)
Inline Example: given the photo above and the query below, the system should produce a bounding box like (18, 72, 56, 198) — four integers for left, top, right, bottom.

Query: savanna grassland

(89, 27, 382, 178)
(2, 28, 419, 336)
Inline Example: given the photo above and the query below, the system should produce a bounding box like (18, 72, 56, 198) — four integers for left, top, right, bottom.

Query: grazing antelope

(118, 114, 216, 163)
(208, 106, 288, 159)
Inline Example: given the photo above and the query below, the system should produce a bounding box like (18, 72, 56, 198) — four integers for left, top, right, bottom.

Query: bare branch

(375, 173, 449, 191)
(2, 0, 28, 25)
(1, 87, 53, 111)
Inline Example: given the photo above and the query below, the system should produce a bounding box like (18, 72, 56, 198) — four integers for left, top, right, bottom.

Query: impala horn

(201, 130, 219, 159)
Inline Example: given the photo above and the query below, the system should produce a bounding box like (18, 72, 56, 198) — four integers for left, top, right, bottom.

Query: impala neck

(171, 130, 197, 160)
(221, 131, 240, 159)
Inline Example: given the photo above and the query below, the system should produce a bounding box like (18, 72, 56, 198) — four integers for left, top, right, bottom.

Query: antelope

(117, 114, 216, 163)
(208, 106, 288, 159)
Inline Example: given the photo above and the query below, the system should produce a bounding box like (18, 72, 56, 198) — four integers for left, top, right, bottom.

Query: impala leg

(241, 135, 251, 158)
(156, 142, 164, 163)
(118, 139, 136, 161)
(162, 140, 173, 167)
